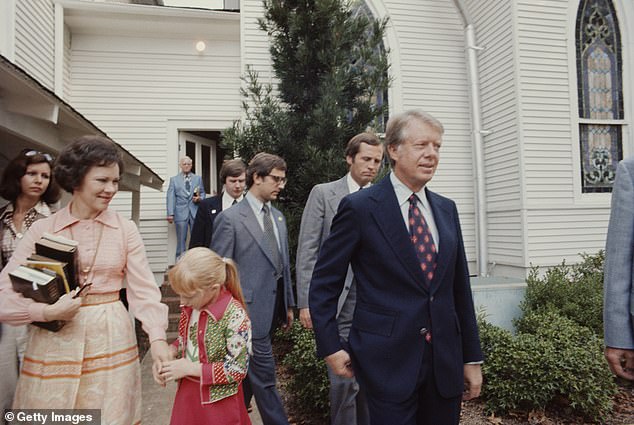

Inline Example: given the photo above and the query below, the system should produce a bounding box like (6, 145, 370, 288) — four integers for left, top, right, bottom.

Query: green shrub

(276, 322, 330, 423)
(521, 251, 604, 337)
(481, 310, 616, 422)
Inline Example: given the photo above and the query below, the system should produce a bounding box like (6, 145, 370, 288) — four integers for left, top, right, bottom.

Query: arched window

(576, 0, 624, 192)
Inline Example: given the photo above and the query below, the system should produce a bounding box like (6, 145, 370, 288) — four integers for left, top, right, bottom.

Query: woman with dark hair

(0, 136, 170, 423)
(0, 148, 60, 416)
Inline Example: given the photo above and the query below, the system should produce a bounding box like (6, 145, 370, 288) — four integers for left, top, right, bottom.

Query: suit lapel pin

(278, 216, 283, 221)
(211, 209, 217, 214)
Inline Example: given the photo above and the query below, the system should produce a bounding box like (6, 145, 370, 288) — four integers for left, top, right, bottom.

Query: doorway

(179, 132, 218, 196)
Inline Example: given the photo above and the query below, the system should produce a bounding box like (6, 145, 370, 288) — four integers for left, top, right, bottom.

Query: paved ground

(140, 352, 263, 424)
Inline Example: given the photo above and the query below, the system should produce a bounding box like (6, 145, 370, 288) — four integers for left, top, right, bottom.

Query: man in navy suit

(212, 153, 295, 425)
(166, 156, 205, 261)
(189, 158, 246, 249)
(310, 110, 483, 425)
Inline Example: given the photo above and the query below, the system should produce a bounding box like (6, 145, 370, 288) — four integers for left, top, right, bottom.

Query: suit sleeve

(189, 201, 208, 249)
(296, 186, 327, 309)
(604, 160, 634, 349)
(451, 203, 484, 363)
(197, 175, 206, 200)
(210, 211, 235, 260)
(310, 196, 360, 358)
(166, 177, 175, 216)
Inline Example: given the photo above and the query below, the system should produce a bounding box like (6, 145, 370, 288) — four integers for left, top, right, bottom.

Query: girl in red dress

(155, 247, 252, 425)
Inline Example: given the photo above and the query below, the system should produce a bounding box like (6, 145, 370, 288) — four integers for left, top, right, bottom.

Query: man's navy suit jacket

(309, 176, 483, 403)
(189, 195, 222, 249)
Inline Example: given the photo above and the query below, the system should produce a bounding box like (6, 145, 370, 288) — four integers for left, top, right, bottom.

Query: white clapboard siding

(487, 210, 525, 267)
(69, 33, 241, 272)
(14, 0, 55, 90)
(63, 24, 71, 101)
(241, 0, 274, 92)
(517, 0, 573, 202)
(526, 208, 609, 266)
(464, 0, 523, 271)
(516, 0, 611, 267)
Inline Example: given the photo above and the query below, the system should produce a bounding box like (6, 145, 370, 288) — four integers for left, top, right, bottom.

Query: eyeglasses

(25, 150, 54, 162)
(267, 174, 287, 185)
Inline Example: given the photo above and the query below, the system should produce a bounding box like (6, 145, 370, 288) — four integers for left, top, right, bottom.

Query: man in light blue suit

(166, 156, 205, 261)
(604, 156, 634, 381)
(296, 132, 383, 425)
(212, 152, 295, 425)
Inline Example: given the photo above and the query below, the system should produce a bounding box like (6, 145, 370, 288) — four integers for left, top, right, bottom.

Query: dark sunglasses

(25, 150, 54, 162)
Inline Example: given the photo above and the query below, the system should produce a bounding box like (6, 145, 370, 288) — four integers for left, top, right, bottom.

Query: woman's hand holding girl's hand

(150, 339, 171, 363)
(43, 292, 81, 321)
(152, 360, 166, 387)
(160, 358, 201, 382)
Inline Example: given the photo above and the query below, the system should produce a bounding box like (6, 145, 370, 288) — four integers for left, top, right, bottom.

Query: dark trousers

(243, 279, 289, 425)
(365, 342, 462, 425)
(243, 335, 289, 425)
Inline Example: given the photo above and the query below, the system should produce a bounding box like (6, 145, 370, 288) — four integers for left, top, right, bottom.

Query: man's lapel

(369, 178, 428, 292)
(326, 176, 349, 215)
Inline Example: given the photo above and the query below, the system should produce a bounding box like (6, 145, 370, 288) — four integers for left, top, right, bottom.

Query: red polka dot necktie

(408, 194, 437, 284)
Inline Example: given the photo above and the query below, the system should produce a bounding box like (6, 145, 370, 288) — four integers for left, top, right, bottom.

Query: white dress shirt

(390, 172, 439, 251)
(222, 191, 243, 210)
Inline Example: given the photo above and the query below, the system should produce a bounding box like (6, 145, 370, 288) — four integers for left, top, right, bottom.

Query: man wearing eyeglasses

(211, 152, 295, 425)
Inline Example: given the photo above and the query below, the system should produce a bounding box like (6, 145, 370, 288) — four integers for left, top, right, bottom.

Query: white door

(178, 132, 218, 196)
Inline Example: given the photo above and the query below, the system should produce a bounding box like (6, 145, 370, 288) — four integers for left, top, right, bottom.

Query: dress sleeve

(200, 301, 251, 387)
(122, 219, 168, 343)
(0, 219, 48, 324)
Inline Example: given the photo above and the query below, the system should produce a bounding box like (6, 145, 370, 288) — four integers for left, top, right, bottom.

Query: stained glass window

(576, 0, 623, 192)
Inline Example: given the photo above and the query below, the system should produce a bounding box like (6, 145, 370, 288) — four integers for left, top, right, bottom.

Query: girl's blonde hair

(168, 247, 246, 307)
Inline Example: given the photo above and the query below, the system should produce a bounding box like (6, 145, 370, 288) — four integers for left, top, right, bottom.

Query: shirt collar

(346, 172, 372, 193)
(245, 191, 270, 215)
(390, 172, 431, 212)
(200, 288, 233, 321)
(222, 191, 243, 206)
(0, 201, 52, 219)
(52, 204, 120, 233)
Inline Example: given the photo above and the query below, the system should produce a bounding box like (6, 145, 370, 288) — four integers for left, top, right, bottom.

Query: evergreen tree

(222, 0, 390, 250)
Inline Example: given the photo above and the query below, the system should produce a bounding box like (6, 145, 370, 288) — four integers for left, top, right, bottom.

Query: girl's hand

(43, 292, 82, 321)
(168, 344, 178, 360)
(160, 358, 200, 382)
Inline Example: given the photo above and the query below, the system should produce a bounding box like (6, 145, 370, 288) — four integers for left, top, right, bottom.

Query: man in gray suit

(604, 156, 634, 381)
(212, 152, 295, 425)
(296, 132, 383, 425)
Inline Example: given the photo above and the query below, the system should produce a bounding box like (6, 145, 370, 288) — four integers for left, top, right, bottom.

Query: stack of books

(9, 233, 79, 332)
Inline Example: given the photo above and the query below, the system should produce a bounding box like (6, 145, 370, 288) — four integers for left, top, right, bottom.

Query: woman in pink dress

(0, 136, 170, 424)
(156, 247, 252, 425)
